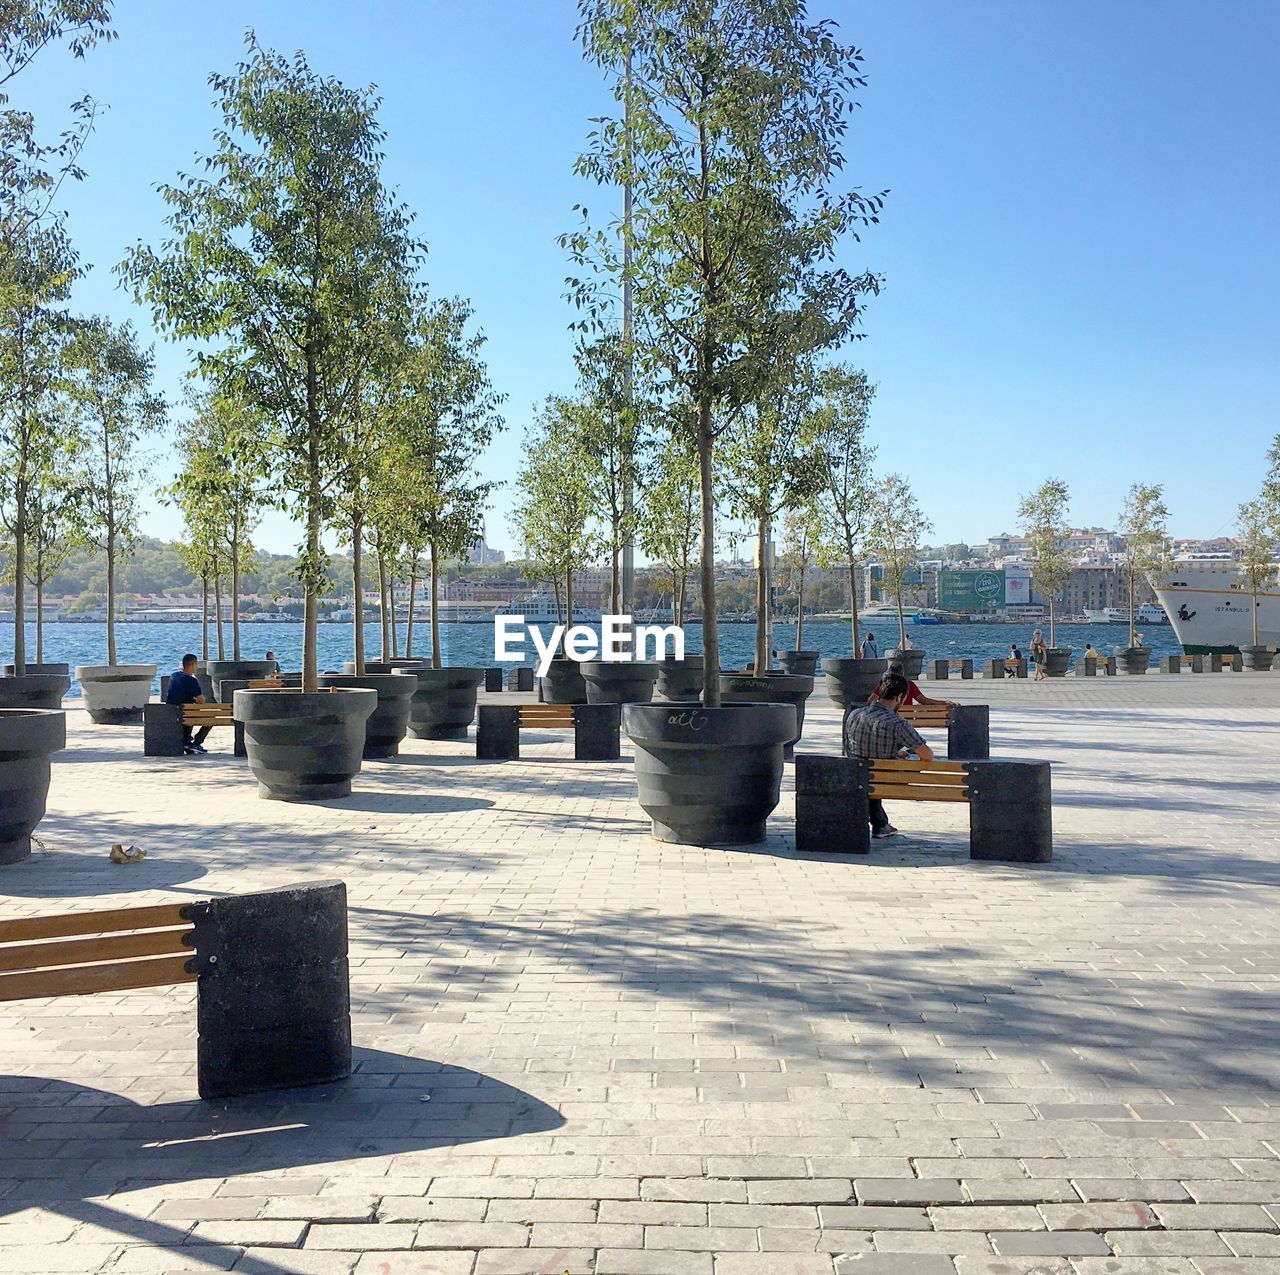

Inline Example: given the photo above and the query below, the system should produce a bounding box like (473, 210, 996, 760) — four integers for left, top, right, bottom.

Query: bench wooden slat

(871, 770, 969, 787)
(869, 784, 971, 803)
(871, 758, 967, 773)
(0, 903, 191, 944)
(0, 928, 193, 973)
(0, 953, 197, 1002)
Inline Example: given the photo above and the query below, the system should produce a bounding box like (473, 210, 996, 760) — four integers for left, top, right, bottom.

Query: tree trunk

(405, 571, 416, 659)
(351, 513, 365, 675)
(214, 574, 225, 659)
(611, 543, 620, 615)
(698, 403, 720, 707)
(12, 485, 26, 674)
(230, 516, 242, 660)
(389, 572, 399, 658)
(1049, 595, 1055, 648)
(106, 524, 118, 666)
(378, 551, 390, 661)
(1254, 587, 1260, 646)
(1127, 570, 1136, 650)
(754, 513, 769, 674)
(431, 540, 442, 667)
(895, 582, 907, 648)
(35, 571, 43, 664)
(848, 559, 860, 653)
(201, 575, 209, 660)
(795, 564, 806, 650)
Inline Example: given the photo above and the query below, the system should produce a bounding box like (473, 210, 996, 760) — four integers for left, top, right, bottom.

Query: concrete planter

(821, 657, 887, 710)
(403, 667, 486, 740)
(342, 659, 426, 674)
(75, 664, 156, 724)
(777, 650, 820, 677)
(1042, 648, 1073, 678)
(1116, 647, 1151, 675)
(232, 689, 376, 801)
(0, 673, 71, 710)
(655, 655, 705, 701)
(320, 673, 417, 758)
(0, 708, 66, 865)
(3, 663, 70, 676)
(540, 658, 588, 705)
(719, 671, 814, 760)
(581, 661, 659, 705)
(622, 702, 795, 846)
(886, 648, 925, 678)
(1241, 645, 1276, 671)
(206, 660, 278, 701)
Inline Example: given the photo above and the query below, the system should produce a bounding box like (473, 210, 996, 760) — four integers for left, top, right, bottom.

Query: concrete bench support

(143, 703, 245, 757)
(1209, 653, 1242, 672)
(927, 659, 973, 680)
(1160, 655, 1181, 673)
(968, 759, 1052, 863)
(506, 667, 534, 691)
(186, 881, 351, 1100)
(476, 706, 520, 759)
(484, 667, 503, 692)
(795, 755, 870, 854)
(949, 705, 990, 760)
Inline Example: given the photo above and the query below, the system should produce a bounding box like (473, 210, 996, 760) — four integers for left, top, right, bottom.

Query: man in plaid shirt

(843, 672, 936, 840)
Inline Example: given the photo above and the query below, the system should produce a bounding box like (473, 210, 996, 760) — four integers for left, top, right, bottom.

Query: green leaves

(1016, 477, 1072, 599)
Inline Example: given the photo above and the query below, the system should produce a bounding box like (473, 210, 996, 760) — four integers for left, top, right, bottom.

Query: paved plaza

(2, 673, 1279, 1275)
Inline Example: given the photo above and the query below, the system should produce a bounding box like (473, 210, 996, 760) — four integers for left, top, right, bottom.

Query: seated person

(165, 653, 209, 755)
(868, 662, 956, 709)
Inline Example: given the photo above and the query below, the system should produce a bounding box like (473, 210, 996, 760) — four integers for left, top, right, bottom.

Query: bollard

(948, 704, 990, 760)
(476, 706, 520, 759)
(186, 881, 351, 1100)
(927, 659, 950, 680)
(573, 704, 621, 761)
(967, 760, 1052, 864)
(1160, 655, 1181, 674)
(795, 755, 871, 854)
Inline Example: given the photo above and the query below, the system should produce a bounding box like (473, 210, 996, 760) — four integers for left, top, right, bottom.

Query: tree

(121, 37, 414, 690)
(779, 505, 822, 651)
(1115, 482, 1170, 651)
(639, 435, 700, 625)
(567, 0, 884, 704)
(808, 366, 876, 655)
(1236, 496, 1275, 649)
(65, 315, 166, 664)
(1264, 434, 1280, 543)
(866, 472, 931, 647)
(1016, 477, 1071, 647)
(23, 468, 85, 661)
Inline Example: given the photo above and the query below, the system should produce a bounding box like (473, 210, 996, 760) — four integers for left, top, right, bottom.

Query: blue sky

(19, 0, 1280, 555)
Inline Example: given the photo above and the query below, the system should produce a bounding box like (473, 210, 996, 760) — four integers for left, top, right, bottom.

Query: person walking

(1030, 629, 1048, 681)
(165, 652, 210, 755)
(843, 671, 934, 840)
(859, 630, 878, 660)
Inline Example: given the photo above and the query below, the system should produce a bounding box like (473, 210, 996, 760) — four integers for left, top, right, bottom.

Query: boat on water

(490, 593, 603, 624)
(1082, 603, 1169, 626)
(860, 602, 922, 620)
(1152, 555, 1279, 654)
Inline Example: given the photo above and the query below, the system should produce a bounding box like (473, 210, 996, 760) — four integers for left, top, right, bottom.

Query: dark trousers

(869, 798, 889, 831)
(183, 724, 212, 748)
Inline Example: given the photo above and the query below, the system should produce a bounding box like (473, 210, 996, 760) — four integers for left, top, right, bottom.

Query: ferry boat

(490, 593, 603, 624)
(1083, 603, 1169, 626)
(1152, 556, 1280, 654)
(860, 602, 922, 620)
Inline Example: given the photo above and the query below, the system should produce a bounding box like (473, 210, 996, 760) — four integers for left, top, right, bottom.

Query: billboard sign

(1004, 563, 1031, 606)
(937, 569, 1004, 613)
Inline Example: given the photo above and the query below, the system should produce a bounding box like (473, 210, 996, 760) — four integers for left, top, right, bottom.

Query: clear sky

(18, 0, 1280, 555)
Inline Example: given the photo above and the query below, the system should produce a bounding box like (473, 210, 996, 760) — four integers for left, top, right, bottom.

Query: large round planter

(886, 648, 925, 679)
(1042, 648, 1072, 678)
(0, 673, 71, 710)
(403, 667, 486, 740)
(1116, 647, 1151, 675)
(232, 689, 377, 801)
(1241, 645, 1276, 671)
(0, 708, 66, 865)
(622, 702, 796, 846)
(540, 658, 588, 705)
(822, 657, 888, 709)
(206, 659, 278, 701)
(656, 655, 705, 702)
(342, 659, 426, 674)
(3, 663, 70, 676)
(777, 650, 820, 677)
(719, 672, 814, 760)
(320, 673, 417, 758)
(581, 661, 659, 705)
(75, 664, 156, 724)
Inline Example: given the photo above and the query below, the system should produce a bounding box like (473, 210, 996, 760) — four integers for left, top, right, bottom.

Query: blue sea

(2, 619, 1185, 696)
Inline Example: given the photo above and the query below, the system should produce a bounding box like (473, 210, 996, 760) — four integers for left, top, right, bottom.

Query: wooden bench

(925, 658, 974, 680)
(895, 702, 990, 759)
(143, 702, 245, 756)
(1075, 655, 1117, 677)
(0, 882, 351, 1100)
(476, 703, 621, 761)
(796, 755, 1052, 862)
(985, 657, 1028, 679)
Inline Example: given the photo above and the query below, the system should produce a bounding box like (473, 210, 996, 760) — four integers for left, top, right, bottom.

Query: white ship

(1152, 556, 1280, 654)
(491, 593, 603, 624)
(1083, 603, 1168, 625)
(860, 602, 922, 619)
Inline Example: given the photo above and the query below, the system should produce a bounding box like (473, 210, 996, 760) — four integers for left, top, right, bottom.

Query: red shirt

(869, 679, 925, 705)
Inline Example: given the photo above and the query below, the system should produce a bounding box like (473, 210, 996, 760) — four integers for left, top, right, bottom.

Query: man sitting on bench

(869, 662, 956, 710)
(844, 672, 935, 841)
(166, 653, 210, 756)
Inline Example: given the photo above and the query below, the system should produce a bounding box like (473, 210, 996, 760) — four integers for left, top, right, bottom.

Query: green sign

(938, 569, 1004, 613)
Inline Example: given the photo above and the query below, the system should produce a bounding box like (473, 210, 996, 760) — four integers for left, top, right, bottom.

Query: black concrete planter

(1043, 648, 1073, 678)
(540, 658, 588, 705)
(342, 659, 426, 674)
(403, 667, 486, 740)
(821, 657, 888, 709)
(1241, 645, 1276, 671)
(719, 671, 814, 760)
(1116, 647, 1151, 674)
(232, 688, 377, 801)
(0, 708, 66, 865)
(3, 663, 70, 676)
(0, 673, 71, 710)
(206, 659, 278, 701)
(320, 672, 417, 758)
(777, 650, 820, 677)
(655, 655, 705, 702)
(75, 664, 156, 724)
(581, 661, 659, 705)
(886, 648, 925, 678)
(622, 702, 796, 846)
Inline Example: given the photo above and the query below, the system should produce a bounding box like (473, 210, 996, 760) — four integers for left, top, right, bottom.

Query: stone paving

(2, 672, 1279, 1275)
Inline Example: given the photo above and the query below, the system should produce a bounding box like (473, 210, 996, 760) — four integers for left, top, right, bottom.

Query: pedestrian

(859, 630, 878, 660)
(869, 662, 956, 709)
(264, 649, 280, 674)
(1030, 629, 1048, 681)
(165, 652, 210, 755)
(843, 671, 935, 841)
(899, 631, 917, 651)
(1006, 643, 1022, 678)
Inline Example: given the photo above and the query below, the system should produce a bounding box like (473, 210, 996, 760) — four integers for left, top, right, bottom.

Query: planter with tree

(776, 506, 821, 676)
(1235, 495, 1276, 670)
(567, 0, 883, 843)
(1114, 483, 1170, 674)
(866, 473, 930, 679)
(0, 708, 66, 865)
(1017, 477, 1073, 676)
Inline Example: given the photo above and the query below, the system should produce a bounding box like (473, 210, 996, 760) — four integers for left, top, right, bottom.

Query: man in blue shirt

(165, 653, 210, 755)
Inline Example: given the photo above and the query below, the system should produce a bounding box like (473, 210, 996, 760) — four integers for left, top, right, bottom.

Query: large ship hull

(1152, 566, 1280, 654)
